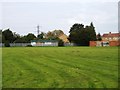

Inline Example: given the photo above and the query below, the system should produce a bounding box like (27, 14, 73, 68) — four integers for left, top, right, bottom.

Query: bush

(4, 41, 10, 47)
(26, 45, 32, 47)
(58, 39, 64, 46)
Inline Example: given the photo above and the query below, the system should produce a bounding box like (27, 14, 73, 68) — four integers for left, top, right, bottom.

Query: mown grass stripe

(2, 47, 118, 88)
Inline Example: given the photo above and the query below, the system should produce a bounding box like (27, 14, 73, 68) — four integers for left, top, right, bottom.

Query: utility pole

(37, 25, 40, 35)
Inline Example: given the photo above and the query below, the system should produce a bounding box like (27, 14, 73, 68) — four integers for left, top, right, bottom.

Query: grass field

(2, 47, 118, 88)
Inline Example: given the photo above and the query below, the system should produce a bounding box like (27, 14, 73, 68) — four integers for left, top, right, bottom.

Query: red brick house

(102, 32, 120, 41)
(90, 32, 120, 47)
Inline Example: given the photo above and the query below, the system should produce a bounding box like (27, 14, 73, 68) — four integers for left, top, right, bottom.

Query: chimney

(109, 32, 111, 34)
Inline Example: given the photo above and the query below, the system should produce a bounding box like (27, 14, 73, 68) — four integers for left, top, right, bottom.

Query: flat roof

(31, 40, 58, 43)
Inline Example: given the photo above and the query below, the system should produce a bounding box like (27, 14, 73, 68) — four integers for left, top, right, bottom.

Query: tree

(2, 29, 15, 43)
(4, 40, 10, 47)
(69, 23, 84, 33)
(46, 31, 56, 40)
(14, 36, 27, 43)
(2, 35, 5, 43)
(89, 22, 97, 41)
(37, 32, 44, 39)
(58, 39, 64, 46)
(45, 30, 64, 40)
(26, 33, 36, 42)
(52, 30, 64, 37)
(68, 23, 85, 45)
(97, 33, 102, 41)
(13, 32, 21, 42)
(0, 30, 2, 43)
(69, 22, 97, 46)
(14, 33, 36, 43)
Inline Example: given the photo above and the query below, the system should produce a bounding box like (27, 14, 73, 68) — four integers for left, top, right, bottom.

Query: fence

(34, 42, 58, 47)
(1, 43, 31, 47)
(0, 42, 76, 47)
(0, 43, 4, 47)
(64, 43, 75, 46)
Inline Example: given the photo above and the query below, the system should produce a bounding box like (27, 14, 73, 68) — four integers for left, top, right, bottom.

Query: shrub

(26, 45, 32, 47)
(58, 39, 64, 46)
(4, 41, 10, 47)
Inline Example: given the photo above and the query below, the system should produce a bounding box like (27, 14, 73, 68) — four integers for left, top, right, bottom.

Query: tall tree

(68, 23, 85, 45)
(97, 33, 102, 41)
(2, 29, 15, 43)
(69, 22, 97, 46)
(89, 22, 97, 41)
(2, 34, 5, 43)
(13, 32, 21, 42)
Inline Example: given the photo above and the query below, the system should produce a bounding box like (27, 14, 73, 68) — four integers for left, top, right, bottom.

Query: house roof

(102, 32, 120, 37)
(31, 40, 58, 43)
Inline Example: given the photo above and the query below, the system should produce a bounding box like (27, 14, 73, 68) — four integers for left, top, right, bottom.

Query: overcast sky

(0, 0, 119, 36)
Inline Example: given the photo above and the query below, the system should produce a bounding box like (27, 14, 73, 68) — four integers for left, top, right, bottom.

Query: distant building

(102, 32, 120, 41)
(31, 40, 58, 46)
(90, 32, 120, 47)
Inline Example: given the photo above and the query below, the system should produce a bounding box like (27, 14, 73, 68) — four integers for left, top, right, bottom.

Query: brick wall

(89, 41, 96, 47)
(89, 41, 120, 47)
(109, 41, 120, 46)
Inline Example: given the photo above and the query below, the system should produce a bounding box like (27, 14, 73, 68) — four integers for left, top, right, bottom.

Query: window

(109, 38, 112, 40)
(105, 38, 108, 40)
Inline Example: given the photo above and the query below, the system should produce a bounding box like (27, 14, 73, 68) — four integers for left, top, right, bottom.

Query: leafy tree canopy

(69, 22, 97, 46)
(2, 29, 15, 43)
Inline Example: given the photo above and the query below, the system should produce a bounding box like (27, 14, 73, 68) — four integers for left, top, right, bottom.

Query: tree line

(0, 22, 102, 46)
(1, 29, 65, 46)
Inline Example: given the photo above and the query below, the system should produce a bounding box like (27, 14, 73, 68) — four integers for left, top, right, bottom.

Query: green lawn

(2, 47, 118, 88)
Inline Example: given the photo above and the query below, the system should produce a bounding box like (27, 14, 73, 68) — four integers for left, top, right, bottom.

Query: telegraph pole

(37, 25, 40, 36)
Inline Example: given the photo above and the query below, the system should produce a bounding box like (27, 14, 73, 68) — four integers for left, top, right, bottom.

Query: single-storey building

(31, 40, 58, 46)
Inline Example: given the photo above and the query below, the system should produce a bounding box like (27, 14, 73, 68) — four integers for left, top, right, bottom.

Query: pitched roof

(102, 32, 120, 37)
